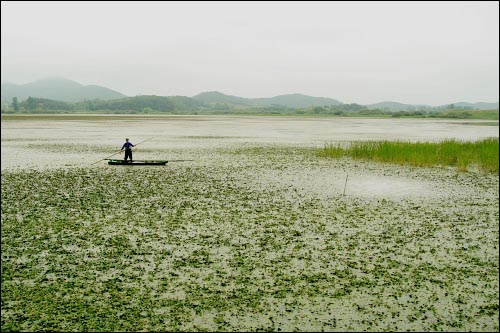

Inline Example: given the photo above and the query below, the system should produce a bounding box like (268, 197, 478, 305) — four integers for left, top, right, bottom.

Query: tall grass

(318, 137, 499, 173)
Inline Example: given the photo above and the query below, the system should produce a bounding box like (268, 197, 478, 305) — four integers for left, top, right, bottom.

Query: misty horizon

(2, 76, 499, 108)
(1, 1, 499, 106)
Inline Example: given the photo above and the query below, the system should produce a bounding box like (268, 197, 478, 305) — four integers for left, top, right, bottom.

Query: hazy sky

(1, 1, 499, 105)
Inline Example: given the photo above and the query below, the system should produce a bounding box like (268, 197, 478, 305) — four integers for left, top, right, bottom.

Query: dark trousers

(124, 149, 133, 161)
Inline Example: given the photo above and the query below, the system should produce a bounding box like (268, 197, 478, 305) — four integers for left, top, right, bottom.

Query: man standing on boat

(121, 138, 135, 163)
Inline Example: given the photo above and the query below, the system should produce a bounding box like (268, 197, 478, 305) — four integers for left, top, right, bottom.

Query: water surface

(2, 115, 497, 170)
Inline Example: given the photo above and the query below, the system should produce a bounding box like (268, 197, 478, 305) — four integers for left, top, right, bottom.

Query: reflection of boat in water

(107, 159, 168, 166)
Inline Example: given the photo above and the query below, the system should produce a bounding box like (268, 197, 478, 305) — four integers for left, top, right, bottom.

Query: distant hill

(367, 100, 499, 111)
(366, 101, 434, 111)
(1, 77, 127, 103)
(253, 93, 342, 108)
(1, 77, 497, 112)
(192, 91, 253, 106)
(193, 91, 342, 108)
(450, 102, 499, 110)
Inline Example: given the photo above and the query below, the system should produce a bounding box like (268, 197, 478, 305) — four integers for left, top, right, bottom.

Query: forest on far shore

(1, 95, 498, 120)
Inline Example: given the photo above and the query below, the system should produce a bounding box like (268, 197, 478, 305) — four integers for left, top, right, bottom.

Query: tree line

(2, 96, 493, 120)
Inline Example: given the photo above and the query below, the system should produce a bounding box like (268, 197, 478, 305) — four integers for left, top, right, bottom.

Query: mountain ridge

(1, 77, 127, 103)
(192, 91, 343, 108)
(1, 77, 498, 110)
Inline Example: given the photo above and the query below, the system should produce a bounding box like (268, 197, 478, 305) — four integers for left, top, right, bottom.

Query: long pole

(91, 137, 154, 165)
(343, 174, 349, 196)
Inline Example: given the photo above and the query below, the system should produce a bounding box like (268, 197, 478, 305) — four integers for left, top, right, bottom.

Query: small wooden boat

(107, 159, 168, 166)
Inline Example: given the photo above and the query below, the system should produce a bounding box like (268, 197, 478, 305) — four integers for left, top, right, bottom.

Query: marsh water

(1, 115, 498, 198)
(2, 115, 499, 331)
(2, 115, 498, 157)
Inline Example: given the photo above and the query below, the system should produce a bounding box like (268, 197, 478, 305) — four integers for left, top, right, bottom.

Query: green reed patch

(318, 138, 499, 173)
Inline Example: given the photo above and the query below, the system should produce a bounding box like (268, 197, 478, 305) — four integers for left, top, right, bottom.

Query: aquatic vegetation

(1, 153, 498, 331)
(318, 138, 499, 173)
